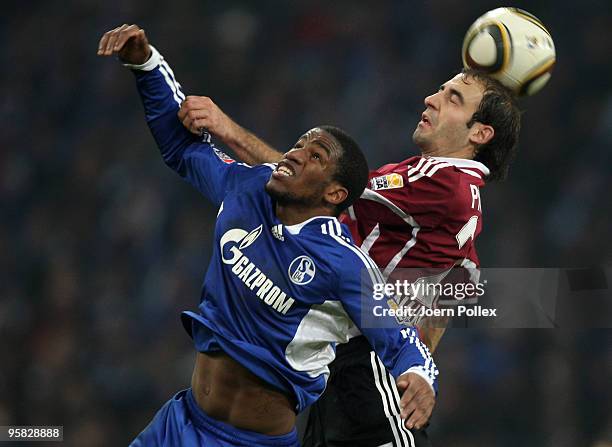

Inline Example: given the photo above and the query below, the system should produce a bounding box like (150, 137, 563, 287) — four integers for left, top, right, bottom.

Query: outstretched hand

(397, 372, 435, 430)
(97, 24, 151, 65)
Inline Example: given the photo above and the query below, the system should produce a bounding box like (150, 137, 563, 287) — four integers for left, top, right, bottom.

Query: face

(265, 128, 347, 209)
(412, 74, 486, 154)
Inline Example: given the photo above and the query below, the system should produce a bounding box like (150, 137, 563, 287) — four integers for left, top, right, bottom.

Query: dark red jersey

(342, 156, 488, 286)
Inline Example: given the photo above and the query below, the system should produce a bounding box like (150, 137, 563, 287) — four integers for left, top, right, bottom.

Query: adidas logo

(271, 224, 284, 241)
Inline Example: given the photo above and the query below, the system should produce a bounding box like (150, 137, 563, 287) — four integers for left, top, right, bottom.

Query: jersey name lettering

(470, 184, 482, 212)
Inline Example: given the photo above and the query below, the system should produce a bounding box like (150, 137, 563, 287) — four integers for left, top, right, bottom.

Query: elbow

(152, 132, 193, 171)
(162, 152, 181, 171)
(157, 141, 183, 170)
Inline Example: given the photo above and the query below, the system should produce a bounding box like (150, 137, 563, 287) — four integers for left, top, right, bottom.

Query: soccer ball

(462, 7, 556, 96)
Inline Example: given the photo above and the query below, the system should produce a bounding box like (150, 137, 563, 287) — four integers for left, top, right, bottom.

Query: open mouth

(420, 113, 431, 126)
(274, 161, 295, 177)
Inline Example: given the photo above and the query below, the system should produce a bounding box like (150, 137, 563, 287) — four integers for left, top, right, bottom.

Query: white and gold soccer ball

(462, 7, 556, 96)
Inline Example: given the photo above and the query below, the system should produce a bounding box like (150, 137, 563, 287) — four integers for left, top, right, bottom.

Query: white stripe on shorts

(370, 352, 415, 447)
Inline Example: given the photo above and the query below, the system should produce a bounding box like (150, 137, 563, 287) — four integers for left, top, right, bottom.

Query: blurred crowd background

(1, 0, 611, 445)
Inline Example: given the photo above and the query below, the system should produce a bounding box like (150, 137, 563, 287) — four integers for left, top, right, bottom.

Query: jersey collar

(430, 156, 490, 177)
(284, 216, 339, 235)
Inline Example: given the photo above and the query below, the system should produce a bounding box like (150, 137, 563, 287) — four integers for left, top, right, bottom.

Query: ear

(469, 123, 494, 146)
(324, 183, 348, 208)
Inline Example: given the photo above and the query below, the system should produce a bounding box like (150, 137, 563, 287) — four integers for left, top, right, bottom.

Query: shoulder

(398, 156, 487, 204)
(424, 157, 489, 183)
(365, 156, 463, 197)
(402, 157, 465, 186)
(376, 156, 488, 185)
(361, 157, 461, 216)
(316, 219, 382, 281)
(357, 156, 488, 227)
(427, 158, 488, 216)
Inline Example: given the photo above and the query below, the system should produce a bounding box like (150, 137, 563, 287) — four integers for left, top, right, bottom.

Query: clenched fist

(97, 24, 151, 65)
(178, 96, 238, 141)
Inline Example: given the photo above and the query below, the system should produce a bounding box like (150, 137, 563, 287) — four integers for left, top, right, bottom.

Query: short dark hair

(318, 125, 369, 213)
(462, 68, 522, 182)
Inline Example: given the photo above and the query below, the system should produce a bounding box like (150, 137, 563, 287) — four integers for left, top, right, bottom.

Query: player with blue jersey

(97, 24, 438, 447)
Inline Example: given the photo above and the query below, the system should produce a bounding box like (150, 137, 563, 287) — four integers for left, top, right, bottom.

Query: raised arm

(178, 96, 283, 165)
(97, 24, 268, 207)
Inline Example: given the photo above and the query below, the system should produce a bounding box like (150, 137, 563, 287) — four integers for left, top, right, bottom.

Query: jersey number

(456, 216, 478, 249)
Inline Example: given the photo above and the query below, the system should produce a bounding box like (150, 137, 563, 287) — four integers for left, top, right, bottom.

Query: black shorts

(302, 336, 431, 447)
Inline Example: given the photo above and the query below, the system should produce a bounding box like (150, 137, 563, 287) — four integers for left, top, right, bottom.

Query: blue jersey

(129, 47, 438, 412)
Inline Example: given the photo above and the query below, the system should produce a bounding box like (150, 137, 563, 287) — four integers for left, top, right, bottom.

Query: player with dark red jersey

(346, 155, 486, 276)
(179, 71, 521, 446)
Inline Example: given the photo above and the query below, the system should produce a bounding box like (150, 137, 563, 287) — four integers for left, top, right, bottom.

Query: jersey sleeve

(128, 46, 272, 207)
(336, 249, 439, 391)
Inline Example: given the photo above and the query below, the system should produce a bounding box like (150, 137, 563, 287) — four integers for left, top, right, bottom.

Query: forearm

(417, 326, 446, 353)
(129, 47, 238, 204)
(178, 94, 282, 165)
(365, 325, 438, 392)
(220, 120, 282, 165)
(129, 46, 195, 169)
(417, 316, 449, 353)
(100, 25, 233, 203)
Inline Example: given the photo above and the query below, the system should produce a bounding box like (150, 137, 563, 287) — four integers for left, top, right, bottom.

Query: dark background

(1, 0, 611, 445)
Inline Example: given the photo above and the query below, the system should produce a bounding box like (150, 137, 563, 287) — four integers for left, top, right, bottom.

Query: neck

(420, 146, 474, 160)
(275, 203, 334, 226)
